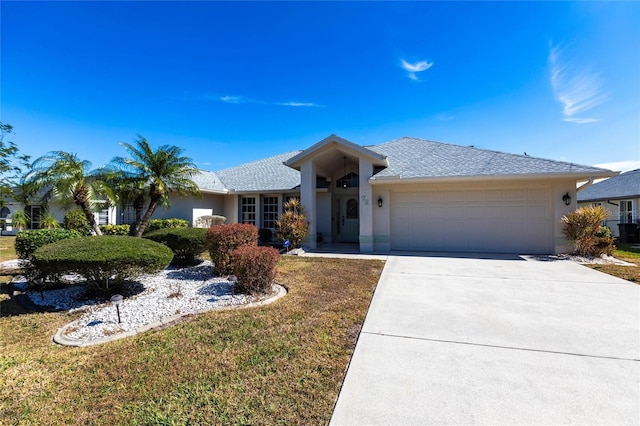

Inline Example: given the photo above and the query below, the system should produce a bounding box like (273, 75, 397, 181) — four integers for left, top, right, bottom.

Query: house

(577, 168, 640, 240)
(129, 135, 614, 254)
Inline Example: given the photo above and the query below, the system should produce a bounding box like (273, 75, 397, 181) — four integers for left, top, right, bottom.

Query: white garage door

(390, 188, 552, 254)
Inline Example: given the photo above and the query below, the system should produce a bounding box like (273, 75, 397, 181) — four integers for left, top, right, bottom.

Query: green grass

(0, 256, 384, 424)
(587, 244, 640, 283)
(0, 236, 16, 262)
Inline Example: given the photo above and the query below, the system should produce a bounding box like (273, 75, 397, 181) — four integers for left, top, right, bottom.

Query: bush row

(144, 218, 189, 234)
(15, 229, 81, 259)
(21, 222, 279, 296)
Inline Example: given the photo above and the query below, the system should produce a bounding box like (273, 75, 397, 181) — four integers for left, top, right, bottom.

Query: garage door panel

(391, 188, 552, 254)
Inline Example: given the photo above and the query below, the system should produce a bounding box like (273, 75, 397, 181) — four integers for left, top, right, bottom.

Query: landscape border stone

(53, 284, 287, 347)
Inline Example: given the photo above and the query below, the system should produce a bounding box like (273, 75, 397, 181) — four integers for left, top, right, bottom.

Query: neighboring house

(577, 168, 640, 238)
(120, 134, 614, 254)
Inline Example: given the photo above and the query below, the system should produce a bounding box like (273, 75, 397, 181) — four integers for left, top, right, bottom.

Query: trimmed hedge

(144, 227, 208, 266)
(144, 218, 189, 234)
(31, 236, 173, 292)
(207, 224, 258, 276)
(231, 245, 280, 295)
(99, 224, 132, 236)
(15, 229, 81, 259)
(63, 209, 91, 236)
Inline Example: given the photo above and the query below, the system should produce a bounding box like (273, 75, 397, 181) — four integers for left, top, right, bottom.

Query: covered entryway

(390, 187, 553, 253)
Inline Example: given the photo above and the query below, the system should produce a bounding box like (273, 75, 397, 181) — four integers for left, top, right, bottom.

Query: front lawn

(0, 256, 384, 424)
(587, 244, 640, 283)
(0, 235, 16, 262)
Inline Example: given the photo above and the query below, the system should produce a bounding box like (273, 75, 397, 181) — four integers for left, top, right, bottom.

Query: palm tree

(111, 137, 200, 237)
(28, 151, 115, 236)
(99, 167, 148, 235)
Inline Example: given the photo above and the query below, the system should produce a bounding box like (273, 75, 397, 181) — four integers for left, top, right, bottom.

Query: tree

(28, 151, 115, 236)
(100, 168, 148, 235)
(0, 122, 31, 205)
(111, 136, 200, 237)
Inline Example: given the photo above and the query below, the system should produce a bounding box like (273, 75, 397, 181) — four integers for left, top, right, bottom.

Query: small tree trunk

(79, 200, 102, 236)
(135, 197, 160, 237)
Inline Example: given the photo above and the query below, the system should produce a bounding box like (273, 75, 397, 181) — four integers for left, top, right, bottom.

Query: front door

(336, 196, 359, 243)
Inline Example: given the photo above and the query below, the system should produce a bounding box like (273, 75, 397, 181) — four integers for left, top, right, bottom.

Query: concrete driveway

(330, 253, 640, 425)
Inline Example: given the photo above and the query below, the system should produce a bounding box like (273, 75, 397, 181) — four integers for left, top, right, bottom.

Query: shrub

(207, 224, 258, 276)
(194, 215, 226, 228)
(63, 209, 91, 236)
(144, 218, 189, 234)
(144, 227, 208, 266)
(275, 198, 308, 248)
(15, 228, 81, 259)
(258, 228, 273, 244)
(31, 236, 173, 293)
(231, 245, 280, 295)
(562, 206, 615, 256)
(40, 212, 60, 229)
(99, 224, 132, 236)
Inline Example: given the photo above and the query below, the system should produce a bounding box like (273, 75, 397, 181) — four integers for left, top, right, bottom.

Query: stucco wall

(151, 193, 225, 223)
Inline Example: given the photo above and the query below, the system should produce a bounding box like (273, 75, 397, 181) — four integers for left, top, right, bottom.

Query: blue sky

(2, 1, 639, 172)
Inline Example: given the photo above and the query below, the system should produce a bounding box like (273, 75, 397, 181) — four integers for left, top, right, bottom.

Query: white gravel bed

(20, 261, 256, 344)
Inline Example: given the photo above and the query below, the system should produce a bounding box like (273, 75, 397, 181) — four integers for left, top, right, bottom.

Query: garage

(390, 187, 553, 253)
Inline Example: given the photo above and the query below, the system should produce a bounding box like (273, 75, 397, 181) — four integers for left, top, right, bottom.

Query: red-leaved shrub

(207, 224, 258, 275)
(231, 245, 280, 295)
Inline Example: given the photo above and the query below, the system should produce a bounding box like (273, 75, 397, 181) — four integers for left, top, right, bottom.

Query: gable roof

(285, 134, 387, 169)
(577, 169, 640, 202)
(214, 151, 302, 192)
(194, 135, 615, 192)
(368, 137, 613, 182)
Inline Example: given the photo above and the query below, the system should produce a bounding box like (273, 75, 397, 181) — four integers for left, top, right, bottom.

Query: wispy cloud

(435, 113, 454, 121)
(401, 59, 433, 81)
(274, 101, 324, 108)
(218, 96, 323, 107)
(548, 43, 607, 124)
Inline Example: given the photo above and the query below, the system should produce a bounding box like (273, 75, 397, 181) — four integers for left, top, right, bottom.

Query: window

(122, 204, 137, 224)
(97, 208, 109, 225)
(262, 196, 279, 230)
(0, 207, 10, 219)
(346, 198, 358, 219)
(620, 201, 633, 223)
(241, 197, 256, 225)
(29, 206, 42, 229)
(336, 173, 359, 188)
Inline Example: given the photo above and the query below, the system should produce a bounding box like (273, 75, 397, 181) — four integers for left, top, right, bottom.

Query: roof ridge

(375, 136, 612, 172)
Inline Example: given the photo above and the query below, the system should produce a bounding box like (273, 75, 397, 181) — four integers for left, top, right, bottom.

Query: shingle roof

(368, 137, 610, 180)
(214, 151, 302, 192)
(577, 169, 640, 201)
(192, 170, 227, 193)
(194, 136, 614, 192)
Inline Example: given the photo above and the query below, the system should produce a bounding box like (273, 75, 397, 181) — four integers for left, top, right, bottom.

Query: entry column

(359, 157, 374, 253)
(300, 161, 317, 249)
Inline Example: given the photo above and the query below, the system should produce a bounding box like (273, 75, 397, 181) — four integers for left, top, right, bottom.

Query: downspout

(577, 176, 594, 192)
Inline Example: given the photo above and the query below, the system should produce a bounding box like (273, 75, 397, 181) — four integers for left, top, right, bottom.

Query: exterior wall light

(110, 294, 123, 323)
(377, 196, 383, 208)
(562, 192, 572, 206)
